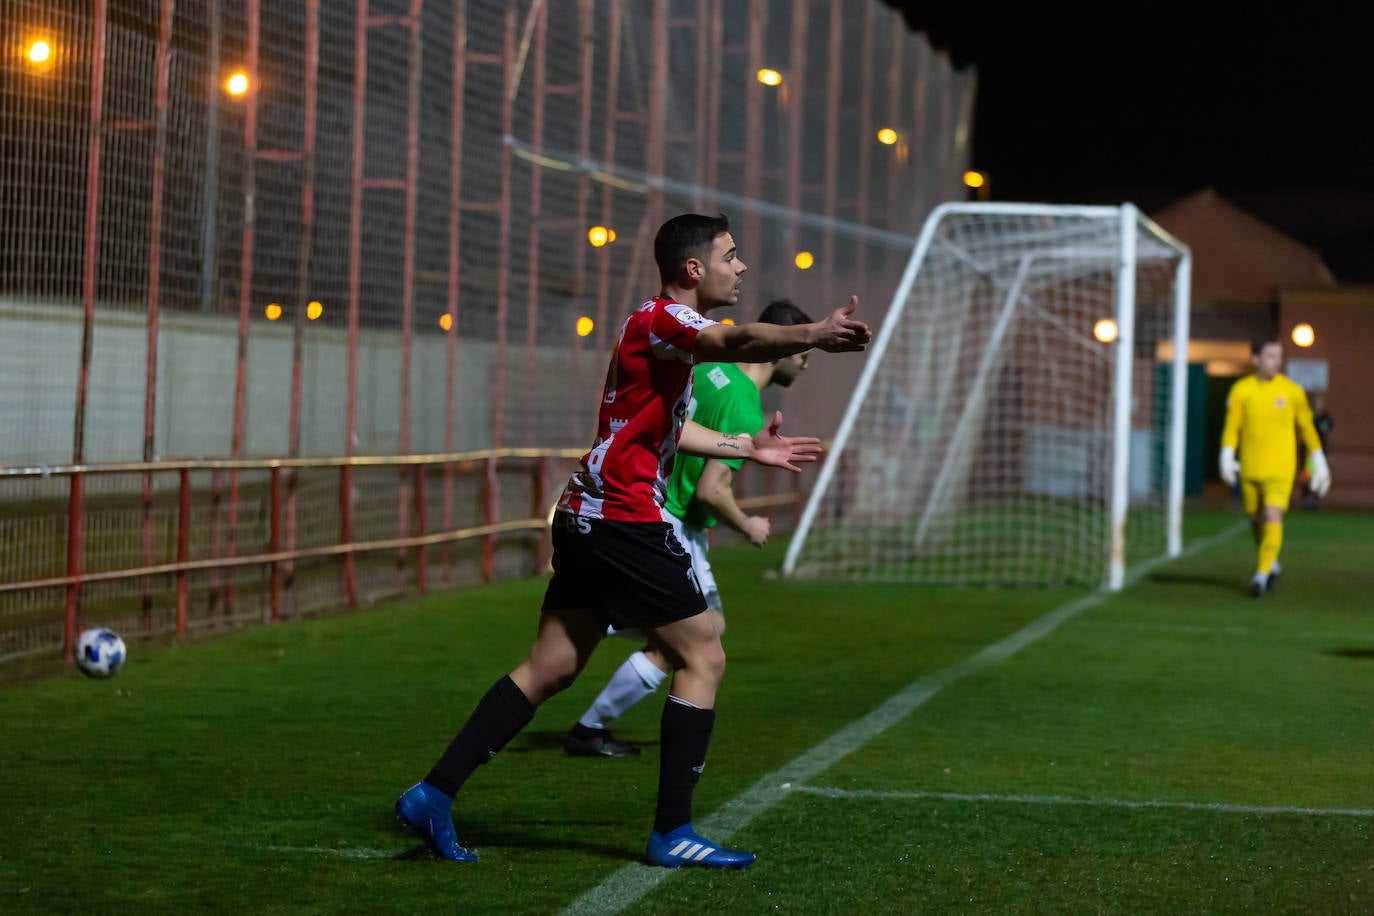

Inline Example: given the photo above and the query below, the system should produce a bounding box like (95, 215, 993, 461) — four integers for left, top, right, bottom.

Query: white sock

(578, 651, 668, 730)
(1270, 560, 1281, 574)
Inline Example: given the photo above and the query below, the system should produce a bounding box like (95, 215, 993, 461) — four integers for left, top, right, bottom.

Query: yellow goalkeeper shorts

(1241, 475, 1294, 514)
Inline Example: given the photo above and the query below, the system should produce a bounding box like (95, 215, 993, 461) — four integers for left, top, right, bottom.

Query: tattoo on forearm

(717, 436, 741, 452)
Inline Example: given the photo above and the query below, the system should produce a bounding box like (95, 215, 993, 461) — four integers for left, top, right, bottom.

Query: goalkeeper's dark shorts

(541, 513, 707, 631)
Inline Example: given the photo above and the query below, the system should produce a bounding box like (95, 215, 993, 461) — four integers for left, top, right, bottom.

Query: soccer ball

(75, 627, 127, 678)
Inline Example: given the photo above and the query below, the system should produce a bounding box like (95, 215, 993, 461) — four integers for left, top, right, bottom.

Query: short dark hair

(757, 298, 812, 326)
(655, 213, 730, 284)
(1251, 338, 1280, 356)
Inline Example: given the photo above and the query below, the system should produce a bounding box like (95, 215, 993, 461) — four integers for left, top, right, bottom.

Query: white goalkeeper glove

(1309, 450, 1331, 496)
(1218, 446, 1239, 487)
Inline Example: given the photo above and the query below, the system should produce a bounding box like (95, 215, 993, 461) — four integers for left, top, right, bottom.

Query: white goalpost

(783, 203, 1192, 590)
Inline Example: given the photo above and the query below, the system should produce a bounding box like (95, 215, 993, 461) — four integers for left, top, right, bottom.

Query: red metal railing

(1, 448, 579, 661)
(0, 448, 803, 665)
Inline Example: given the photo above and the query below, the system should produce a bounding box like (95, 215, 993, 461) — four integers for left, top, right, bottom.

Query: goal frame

(783, 202, 1192, 590)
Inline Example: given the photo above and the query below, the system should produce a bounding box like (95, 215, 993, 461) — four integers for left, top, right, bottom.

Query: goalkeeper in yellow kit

(1219, 339, 1331, 597)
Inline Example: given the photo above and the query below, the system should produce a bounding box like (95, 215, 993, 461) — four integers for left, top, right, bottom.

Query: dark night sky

(882, 1, 1374, 282)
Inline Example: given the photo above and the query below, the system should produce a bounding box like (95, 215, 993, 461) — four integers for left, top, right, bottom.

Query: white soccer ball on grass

(75, 627, 127, 678)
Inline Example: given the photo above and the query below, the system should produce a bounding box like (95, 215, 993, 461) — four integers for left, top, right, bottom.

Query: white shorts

(608, 513, 719, 641)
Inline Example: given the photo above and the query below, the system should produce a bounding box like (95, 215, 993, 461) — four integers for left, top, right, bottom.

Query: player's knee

(689, 640, 726, 685)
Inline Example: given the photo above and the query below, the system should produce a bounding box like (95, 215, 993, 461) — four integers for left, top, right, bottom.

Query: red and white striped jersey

(558, 297, 717, 522)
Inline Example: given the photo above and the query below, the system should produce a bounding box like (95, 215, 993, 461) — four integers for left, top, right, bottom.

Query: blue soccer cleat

(646, 823, 755, 869)
(395, 781, 478, 862)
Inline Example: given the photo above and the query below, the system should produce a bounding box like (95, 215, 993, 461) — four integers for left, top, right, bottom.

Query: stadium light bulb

(439, 313, 453, 331)
(265, 303, 282, 321)
(226, 70, 250, 96)
(756, 69, 782, 87)
(587, 226, 610, 248)
(1291, 323, 1315, 347)
(306, 300, 323, 320)
(876, 128, 898, 146)
(1093, 318, 1118, 343)
(576, 316, 594, 337)
(27, 39, 52, 65)
(794, 251, 814, 270)
(963, 170, 986, 189)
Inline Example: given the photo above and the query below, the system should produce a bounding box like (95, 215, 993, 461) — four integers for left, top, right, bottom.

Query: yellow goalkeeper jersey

(1221, 373, 1323, 480)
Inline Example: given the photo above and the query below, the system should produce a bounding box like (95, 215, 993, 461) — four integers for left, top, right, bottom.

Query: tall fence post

(269, 466, 281, 623)
(67, 0, 110, 661)
(176, 467, 191, 636)
(142, 0, 175, 634)
(227, 0, 262, 617)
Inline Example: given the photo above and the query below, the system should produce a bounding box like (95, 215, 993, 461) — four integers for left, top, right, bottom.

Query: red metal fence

(0, 448, 808, 662)
(0, 450, 579, 661)
(0, 0, 974, 663)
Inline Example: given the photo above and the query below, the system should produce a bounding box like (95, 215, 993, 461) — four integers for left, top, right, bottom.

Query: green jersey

(664, 362, 764, 529)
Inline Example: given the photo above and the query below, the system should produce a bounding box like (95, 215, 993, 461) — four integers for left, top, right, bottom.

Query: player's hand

(741, 515, 771, 547)
(1309, 450, 1331, 496)
(1218, 447, 1239, 487)
(812, 296, 872, 353)
(746, 411, 822, 473)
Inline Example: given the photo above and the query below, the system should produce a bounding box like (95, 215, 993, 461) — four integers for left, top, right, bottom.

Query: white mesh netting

(784, 204, 1189, 588)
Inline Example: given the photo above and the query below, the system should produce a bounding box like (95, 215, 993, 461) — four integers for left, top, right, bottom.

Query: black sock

(425, 675, 535, 798)
(654, 697, 715, 835)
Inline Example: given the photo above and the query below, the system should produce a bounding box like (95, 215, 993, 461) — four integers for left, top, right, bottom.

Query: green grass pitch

(2, 510, 1371, 914)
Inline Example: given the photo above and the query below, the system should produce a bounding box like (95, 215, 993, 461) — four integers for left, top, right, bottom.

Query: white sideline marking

(788, 785, 1374, 819)
(559, 523, 1246, 916)
(1077, 620, 1374, 642)
(266, 845, 401, 859)
(1076, 620, 1253, 636)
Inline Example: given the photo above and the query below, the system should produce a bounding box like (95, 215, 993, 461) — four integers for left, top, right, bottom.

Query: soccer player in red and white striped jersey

(396, 213, 870, 869)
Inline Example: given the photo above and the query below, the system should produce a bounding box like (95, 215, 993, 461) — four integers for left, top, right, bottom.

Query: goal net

(783, 203, 1191, 590)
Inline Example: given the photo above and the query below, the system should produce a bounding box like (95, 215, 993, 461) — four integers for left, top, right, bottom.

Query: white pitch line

(559, 523, 1247, 916)
(1075, 619, 1253, 636)
(788, 785, 1374, 819)
(1076, 619, 1374, 642)
(266, 845, 402, 859)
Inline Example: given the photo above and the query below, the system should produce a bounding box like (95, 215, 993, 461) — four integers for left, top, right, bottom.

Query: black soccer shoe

(1265, 570, 1279, 593)
(563, 725, 641, 758)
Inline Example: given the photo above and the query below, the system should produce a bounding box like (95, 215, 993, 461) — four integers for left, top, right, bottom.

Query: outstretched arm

(678, 412, 821, 473)
(692, 296, 871, 364)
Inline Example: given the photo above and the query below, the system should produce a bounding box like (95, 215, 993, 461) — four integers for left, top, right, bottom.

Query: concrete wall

(0, 298, 504, 466)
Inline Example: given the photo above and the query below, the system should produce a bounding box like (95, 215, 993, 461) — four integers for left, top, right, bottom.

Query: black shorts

(541, 513, 707, 630)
